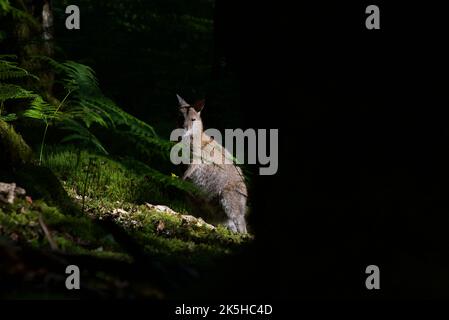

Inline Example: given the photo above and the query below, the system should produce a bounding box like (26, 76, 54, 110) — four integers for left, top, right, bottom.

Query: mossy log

(0, 119, 33, 168)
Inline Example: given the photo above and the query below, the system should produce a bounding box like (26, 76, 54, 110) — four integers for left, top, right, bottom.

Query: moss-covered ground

(0, 145, 252, 299)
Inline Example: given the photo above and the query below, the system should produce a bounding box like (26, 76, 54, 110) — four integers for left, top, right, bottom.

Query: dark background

(236, 1, 449, 299)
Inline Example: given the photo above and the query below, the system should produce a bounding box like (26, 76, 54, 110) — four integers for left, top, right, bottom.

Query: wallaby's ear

(176, 94, 190, 108)
(193, 99, 205, 113)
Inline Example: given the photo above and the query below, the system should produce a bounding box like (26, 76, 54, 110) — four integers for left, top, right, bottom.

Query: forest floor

(0, 146, 252, 299)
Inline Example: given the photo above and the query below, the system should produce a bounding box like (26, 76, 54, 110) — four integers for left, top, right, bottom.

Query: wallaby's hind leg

(236, 195, 248, 233)
(220, 190, 247, 233)
(230, 215, 247, 234)
(225, 219, 238, 233)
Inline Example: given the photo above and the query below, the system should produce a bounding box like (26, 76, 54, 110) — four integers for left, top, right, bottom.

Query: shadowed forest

(1, 0, 449, 304)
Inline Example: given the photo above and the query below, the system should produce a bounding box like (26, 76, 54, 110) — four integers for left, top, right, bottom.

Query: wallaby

(176, 94, 248, 233)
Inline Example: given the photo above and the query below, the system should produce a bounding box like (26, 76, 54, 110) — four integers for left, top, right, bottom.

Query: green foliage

(1, 141, 251, 269)
(60, 118, 108, 154)
(0, 0, 10, 11)
(33, 57, 174, 159)
(0, 0, 253, 300)
(0, 55, 108, 157)
(0, 112, 16, 121)
(0, 197, 129, 260)
(52, 0, 215, 138)
(44, 146, 197, 211)
(0, 54, 181, 205)
(0, 177, 250, 276)
(40, 145, 252, 265)
(0, 0, 40, 28)
(25, 95, 67, 164)
(0, 84, 36, 102)
(0, 55, 38, 122)
(74, 196, 251, 266)
(0, 119, 33, 165)
(0, 56, 50, 159)
(45, 58, 150, 130)
(0, 55, 38, 81)
(23, 91, 72, 164)
(23, 95, 59, 122)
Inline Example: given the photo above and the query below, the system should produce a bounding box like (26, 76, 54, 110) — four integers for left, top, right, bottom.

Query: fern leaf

(23, 96, 60, 123)
(60, 118, 109, 155)
(0, 84, 36, 102)
(0, 113, 17, 122)
(0, 56, 39, 81)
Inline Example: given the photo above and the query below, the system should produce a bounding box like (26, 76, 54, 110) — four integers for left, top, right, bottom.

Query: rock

(112, 208, 128, 215)
(0, 182, 26, 204)
(145, 202, 216, 230)
(145, 203, 178, 215)
(180, 214, 216, 230)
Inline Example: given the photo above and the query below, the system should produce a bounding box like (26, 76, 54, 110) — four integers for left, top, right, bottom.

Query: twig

(38, 213, 58, 251)
(38, 90, 72, 165)
(82, 158, 93, 213)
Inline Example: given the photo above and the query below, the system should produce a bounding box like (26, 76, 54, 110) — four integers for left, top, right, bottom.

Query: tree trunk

(14, 0, 56, 102)
(41, 0, 54, 56)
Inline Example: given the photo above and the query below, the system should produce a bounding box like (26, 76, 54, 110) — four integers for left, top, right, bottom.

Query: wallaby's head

(177, 94, 205, 138)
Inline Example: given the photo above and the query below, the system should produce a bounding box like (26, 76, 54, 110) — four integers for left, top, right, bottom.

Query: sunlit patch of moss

(2, 145, 252, 270)
(43, 145, 196, 213)
(73, 194, 252, 267)
(1, 183, 252, 271)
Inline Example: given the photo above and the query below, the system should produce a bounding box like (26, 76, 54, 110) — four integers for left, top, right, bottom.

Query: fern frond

(0, 113, 17, 122)
(43, 58, 159, 138)
(0, 1, 40, 28)
(23, 96, 60, 123)
(0, 0, 11, 12)
(67, 97, 115, 127)
(31, 57, 170, 159)
(0, 56, 39, 81)
(0, 83, 36, 102)
(60, 118, 109, 155)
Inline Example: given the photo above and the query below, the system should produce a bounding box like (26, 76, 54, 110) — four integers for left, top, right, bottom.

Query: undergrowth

(0, 145, 251, 268)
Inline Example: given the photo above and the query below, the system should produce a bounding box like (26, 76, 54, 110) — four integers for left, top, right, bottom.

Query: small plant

(23, 92, 71, 164)
(81, 157, 96, 213)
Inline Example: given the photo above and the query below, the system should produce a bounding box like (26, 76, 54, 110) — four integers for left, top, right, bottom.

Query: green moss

(43, 145, 196, 213)
(0, 162, 79, 218)
(1, 144, 252, 285)
(77, 196, 252, 267)
(0, 197, 130, 261)
(0, 119, 33, 166)
(1, 175, 251, 270)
